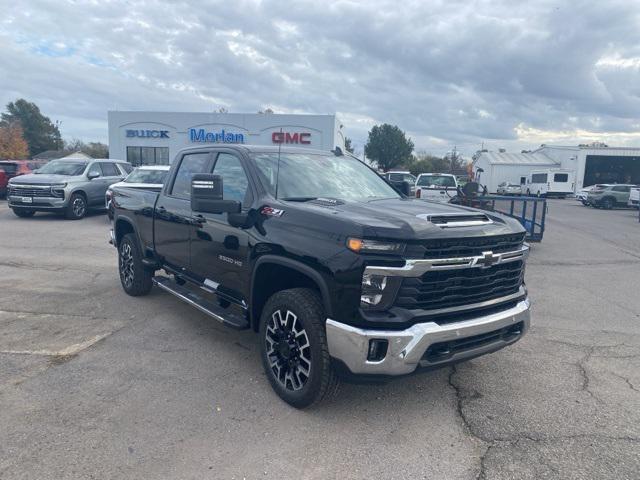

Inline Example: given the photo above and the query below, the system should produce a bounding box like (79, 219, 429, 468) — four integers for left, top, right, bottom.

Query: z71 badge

(261, 206, 284, 217)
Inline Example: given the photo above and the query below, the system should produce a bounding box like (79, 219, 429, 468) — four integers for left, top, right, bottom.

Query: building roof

(32, 150, 66, 160)
(475, 151, 559, 166)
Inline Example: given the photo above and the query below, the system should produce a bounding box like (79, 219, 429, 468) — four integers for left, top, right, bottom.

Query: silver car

(7, 158, 132, 219)
(496, 182, 523, 196)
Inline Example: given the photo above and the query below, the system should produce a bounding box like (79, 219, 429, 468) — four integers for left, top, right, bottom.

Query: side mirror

(87, 171, 100, 180)
(191, 173, 241, 214)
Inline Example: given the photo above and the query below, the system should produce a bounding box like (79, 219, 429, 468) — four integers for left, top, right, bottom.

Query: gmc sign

(272, 132, 311, 144)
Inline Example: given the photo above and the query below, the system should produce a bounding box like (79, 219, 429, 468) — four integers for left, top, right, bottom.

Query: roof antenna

(275, 128, 283, 199)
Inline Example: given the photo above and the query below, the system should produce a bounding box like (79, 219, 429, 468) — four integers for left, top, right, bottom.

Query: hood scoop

(419, 213, 493, 228)
(309, 197, 345, 207)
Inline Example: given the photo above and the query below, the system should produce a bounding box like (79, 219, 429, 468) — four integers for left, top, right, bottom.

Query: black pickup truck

(110, 145, 530, 408)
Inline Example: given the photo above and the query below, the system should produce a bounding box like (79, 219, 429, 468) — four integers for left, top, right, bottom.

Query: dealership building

(107, 111, 346, 165)
(473, 143, 640, 193)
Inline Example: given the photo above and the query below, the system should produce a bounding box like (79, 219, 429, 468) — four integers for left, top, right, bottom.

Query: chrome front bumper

(326, 298, 530, 376)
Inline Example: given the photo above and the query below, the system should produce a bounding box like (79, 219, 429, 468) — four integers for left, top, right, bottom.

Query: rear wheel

(118, 233, 153, 296)
(259, 288, 339, 408)
(65, 193, 87, 220)
(12, 208, 35, 218)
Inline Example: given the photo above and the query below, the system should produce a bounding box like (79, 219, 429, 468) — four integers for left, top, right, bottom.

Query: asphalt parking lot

(0, 199, 639, 479)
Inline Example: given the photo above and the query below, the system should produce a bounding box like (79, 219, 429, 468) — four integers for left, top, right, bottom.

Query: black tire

(12, 208, 35, 218)
(65, 193, 87, 220)
(601, 197, 615, 210)
(118, 233, 153, 296)
(581, 200, 588, 206)
(259, 288, 339, 408)
(526, 189, 531, 196)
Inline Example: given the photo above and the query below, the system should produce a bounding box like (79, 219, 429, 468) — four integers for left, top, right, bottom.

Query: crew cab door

(154, 151, 213, 271)
(189, 151, 253, 305)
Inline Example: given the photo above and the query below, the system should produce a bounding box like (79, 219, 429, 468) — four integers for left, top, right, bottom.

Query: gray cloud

(1, 0, 640, 155)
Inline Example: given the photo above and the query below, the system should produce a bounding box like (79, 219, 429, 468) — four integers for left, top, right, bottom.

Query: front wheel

(65, 193, 87, 220)
(12, 208, 35, 218)
(259, 288, 339, 408)
(118, 233, 153, 296)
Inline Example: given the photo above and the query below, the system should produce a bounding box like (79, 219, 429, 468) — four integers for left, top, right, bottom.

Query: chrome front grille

(8, 185, 53, 197)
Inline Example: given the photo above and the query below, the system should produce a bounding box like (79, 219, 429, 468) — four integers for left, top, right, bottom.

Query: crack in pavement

(447, 365, 640, 480)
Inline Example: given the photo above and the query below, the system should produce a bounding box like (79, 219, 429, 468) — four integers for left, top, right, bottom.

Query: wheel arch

(250, 256, 332, 332)
(114, 217, 138, 248)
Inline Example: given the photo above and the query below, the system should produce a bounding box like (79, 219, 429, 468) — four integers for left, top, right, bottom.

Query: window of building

(553, 173, 569, 182)
(213, 153, 250, 205)
(170, 153, 211, 199)
(531, 173, 548, 183)
(127, 147, 170, 166)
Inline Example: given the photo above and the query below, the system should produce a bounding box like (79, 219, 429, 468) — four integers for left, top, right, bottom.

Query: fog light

(367, 339, 388, 362)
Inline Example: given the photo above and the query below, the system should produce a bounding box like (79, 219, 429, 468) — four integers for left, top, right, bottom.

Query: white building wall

(108, 111, 344, 164)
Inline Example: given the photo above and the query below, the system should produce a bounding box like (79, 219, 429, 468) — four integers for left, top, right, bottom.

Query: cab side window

(171, 153, 211, 199)
(213, 153, 250, 205)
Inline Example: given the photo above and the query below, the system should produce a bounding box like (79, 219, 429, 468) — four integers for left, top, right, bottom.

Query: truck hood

(279, 197, 524, 240)
(9, 173, 74, 185)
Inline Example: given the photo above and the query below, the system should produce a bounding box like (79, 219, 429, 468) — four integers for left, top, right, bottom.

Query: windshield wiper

(281, 196, 317, 202)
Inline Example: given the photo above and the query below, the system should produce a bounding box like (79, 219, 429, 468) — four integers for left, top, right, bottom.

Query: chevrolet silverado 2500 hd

(110, 145, 530, 408)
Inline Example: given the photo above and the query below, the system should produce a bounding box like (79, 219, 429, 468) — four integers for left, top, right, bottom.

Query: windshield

(35, 161, 88, 176)
(124, 168, 168, 184)
(252, 153, 400, 201)
(417, 175, 456, 187)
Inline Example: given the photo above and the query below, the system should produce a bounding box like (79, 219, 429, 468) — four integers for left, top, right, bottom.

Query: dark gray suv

(7, 158, 132, 219)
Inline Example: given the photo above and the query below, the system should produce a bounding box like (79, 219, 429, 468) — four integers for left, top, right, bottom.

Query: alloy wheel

(72, 197, 86, 217)
(119, 242, 135, 289)
(265, 309, 312, 391)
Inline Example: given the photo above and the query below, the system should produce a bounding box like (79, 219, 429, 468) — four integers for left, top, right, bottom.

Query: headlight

(51, 183, 66, 198)
(360, 271, 402, 309)
(361, 273, 388, 307)
(347, 237, 404, 254)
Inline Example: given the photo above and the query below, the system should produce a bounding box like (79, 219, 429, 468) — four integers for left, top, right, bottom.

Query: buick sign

(126, 129, 169, 138)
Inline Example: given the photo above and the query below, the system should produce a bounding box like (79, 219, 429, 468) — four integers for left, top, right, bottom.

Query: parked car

(0, 160, 46, 198)
(415, 173, 458, 202)
(381, 171, 416, 196)
(7, 158, 131, 219)
(111, 145, 530, 408)
(587, 184, 637, 209)
(106, 165, 170, 220)
(629, 187, 640, 208)
(575, 185, 599, 205)
(496, 182, 523, 196)
(525, 169, 575, 198)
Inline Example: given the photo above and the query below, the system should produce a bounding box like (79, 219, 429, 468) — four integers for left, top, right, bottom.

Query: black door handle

(194, 214, 206, 225)
(157, 206, 166, 213)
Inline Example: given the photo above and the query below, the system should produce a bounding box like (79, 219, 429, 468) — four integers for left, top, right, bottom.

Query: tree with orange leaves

(0, 123, 29, 159)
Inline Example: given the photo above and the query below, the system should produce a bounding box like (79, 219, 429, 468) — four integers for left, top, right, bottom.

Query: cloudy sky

(1, 0, 640, 156)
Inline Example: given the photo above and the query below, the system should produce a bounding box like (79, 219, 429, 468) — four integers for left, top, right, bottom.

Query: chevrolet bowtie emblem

(476, 251, 501, 268)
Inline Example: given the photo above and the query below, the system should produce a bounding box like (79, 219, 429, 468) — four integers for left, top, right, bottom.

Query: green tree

(344, 137, 354, 154)
(1, 99, 62, 156)
(364, 124, 414, 171)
